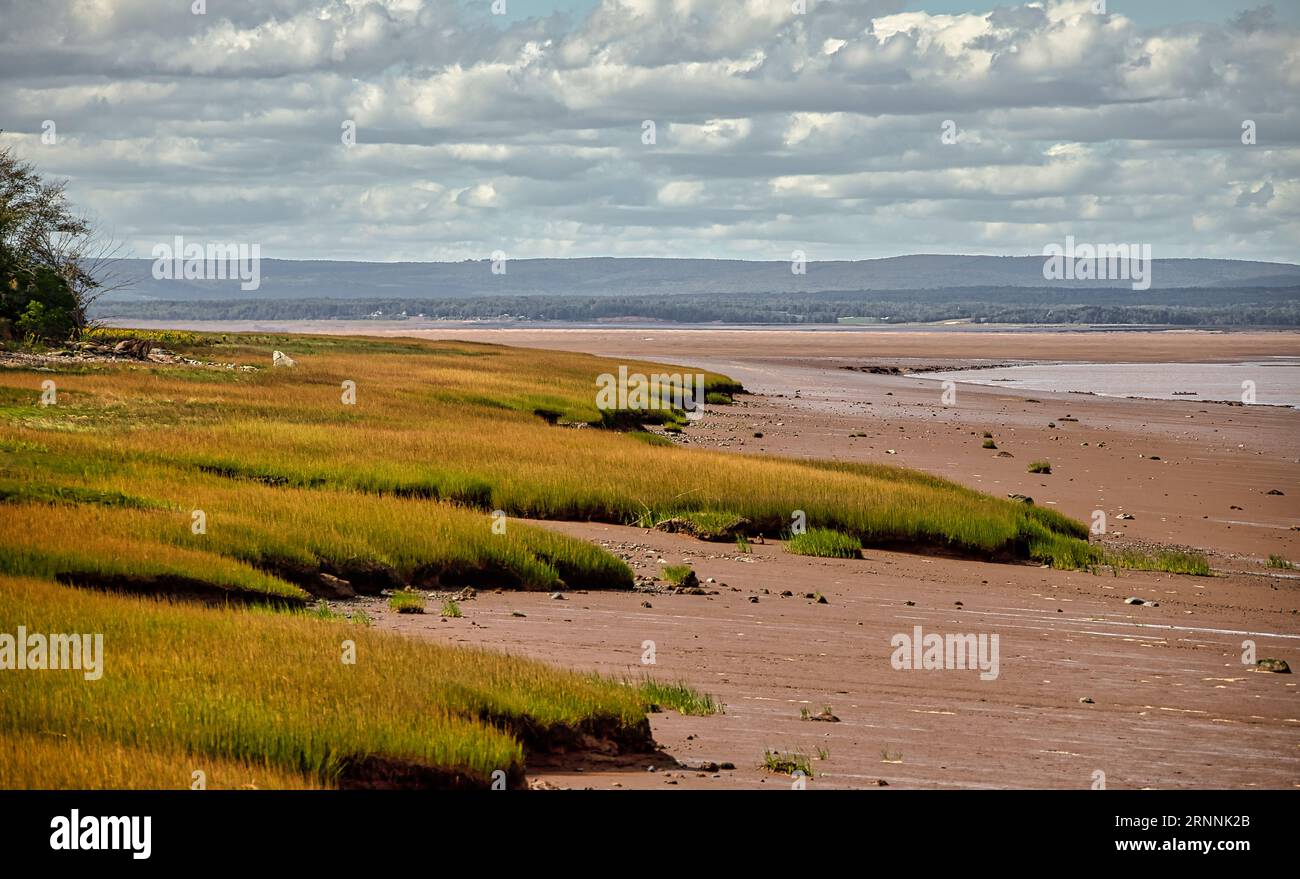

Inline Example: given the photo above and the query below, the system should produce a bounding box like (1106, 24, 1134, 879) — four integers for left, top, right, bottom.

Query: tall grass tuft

(1106, 548, 1211, 576)
(785, 528, 861, 559)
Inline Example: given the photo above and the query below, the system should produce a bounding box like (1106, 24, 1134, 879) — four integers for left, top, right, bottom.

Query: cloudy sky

(1, 0, 1296, 263)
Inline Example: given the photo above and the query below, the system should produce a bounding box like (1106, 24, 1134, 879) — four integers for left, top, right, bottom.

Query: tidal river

(914, 359, 1300, 408)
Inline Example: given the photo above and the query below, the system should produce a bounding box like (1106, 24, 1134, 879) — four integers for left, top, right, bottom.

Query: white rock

(272, 350, 297, 368)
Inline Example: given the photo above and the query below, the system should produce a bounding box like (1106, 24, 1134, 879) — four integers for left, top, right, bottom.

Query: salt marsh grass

(0, 576, 679, 788)
(1, 332, 1093, 576)
(0, 331, 1102, 788)
(785, 528, 861, 559)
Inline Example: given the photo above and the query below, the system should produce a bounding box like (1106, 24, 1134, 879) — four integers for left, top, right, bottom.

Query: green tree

(0, 139, 107, 342)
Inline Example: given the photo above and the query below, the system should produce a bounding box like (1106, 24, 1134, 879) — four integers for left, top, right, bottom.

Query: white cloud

(0, 0, 1295, 261)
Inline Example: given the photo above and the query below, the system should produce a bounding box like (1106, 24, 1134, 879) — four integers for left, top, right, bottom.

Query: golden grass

(0, 331, 1093, 590)
(0, 730, 324, 790)
(0, 575, 651, 788)
(0, 330, 1095, 788)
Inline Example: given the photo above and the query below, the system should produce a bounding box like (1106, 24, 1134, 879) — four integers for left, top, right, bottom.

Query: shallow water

(915, 360, 1300, 408)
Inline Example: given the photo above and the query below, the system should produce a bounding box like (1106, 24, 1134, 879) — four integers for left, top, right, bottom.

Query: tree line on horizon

(95, 289, 1300, 327)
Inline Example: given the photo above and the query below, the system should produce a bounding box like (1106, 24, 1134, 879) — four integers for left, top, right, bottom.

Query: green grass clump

(638, 509, 749, 540)
(634, 679, 723, 716)
(785, 528, 861, 559)
(1106, 549, 1211, 576)
(1027, 460, 1052, 474)
(306, 601, 348, 622)
(982, 439, 998, 450)
(660, 564, 695, 587)
(762, 749, 813, 777)
(1267, 554, 1293, 570)
(440, 599, 463, 618)
(390, 590, 425, 614)
(626, 431, 673, 447)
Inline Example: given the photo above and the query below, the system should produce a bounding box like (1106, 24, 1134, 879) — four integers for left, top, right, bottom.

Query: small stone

(1256, 658, 1291, 674)
(1079, 697, 1095, 704)
(549, 592, 566, 600)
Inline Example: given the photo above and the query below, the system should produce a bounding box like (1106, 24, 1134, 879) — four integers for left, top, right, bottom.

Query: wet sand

(368, 521, 1299, 790)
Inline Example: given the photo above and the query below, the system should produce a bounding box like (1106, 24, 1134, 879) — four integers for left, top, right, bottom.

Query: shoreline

(340, 324, 1298, 789)
(105, 320, 1300, 363)
(87, 320, 1299, 788)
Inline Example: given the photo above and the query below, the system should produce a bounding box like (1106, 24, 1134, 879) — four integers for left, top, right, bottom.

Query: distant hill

(99, 255, 1300, 302)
